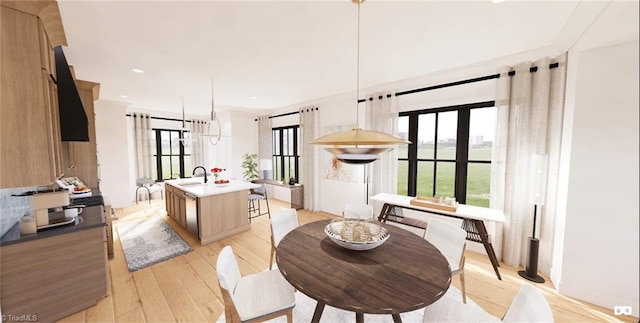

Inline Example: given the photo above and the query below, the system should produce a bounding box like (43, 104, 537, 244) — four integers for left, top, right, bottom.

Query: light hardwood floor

(57, 198, 635, 323)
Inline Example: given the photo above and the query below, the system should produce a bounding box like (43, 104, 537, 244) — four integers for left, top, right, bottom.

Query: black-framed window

(398, 101, 496, 207)
(153, 129, 192, 181)
(272, 125, 300, 183)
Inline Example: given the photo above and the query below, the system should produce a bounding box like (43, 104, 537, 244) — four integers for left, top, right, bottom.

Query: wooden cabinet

(177, 194, 186, 226)
(0, 2, 99, 189)
(0, 6, 57, 188)
(165, 182, 252, 245)
(165, 185, 186, 227)
(290, 185, 304, 210)
(168, 186, 178, 223)
(165, 185, 174, 217)
(254, 180, 304, 210)
(0, 227, 108, 322)
(198, 190, 250, 245)
(104, 202, 114, 259)
(62, 80, 100, 188)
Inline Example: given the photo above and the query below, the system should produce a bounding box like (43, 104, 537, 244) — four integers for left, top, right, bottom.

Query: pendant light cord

(211, 78, 216, 121)
(355, 0, 361, 129)
(182, 96, 186, 130)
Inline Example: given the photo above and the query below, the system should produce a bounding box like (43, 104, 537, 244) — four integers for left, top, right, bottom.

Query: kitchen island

(165, 178, 260, 245)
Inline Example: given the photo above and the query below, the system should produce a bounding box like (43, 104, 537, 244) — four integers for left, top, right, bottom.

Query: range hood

(54, 46, 89, 142)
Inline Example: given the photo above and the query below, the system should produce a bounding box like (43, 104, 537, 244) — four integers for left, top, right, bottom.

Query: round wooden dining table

(276, 219, 452, 323)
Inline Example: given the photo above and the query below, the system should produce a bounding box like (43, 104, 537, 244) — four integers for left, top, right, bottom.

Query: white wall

(550, 0, 639, 312)
(555, 39, 639, 312)
(230, 111, 259, 180)
(94, 100, 132, 208)
(209, 110, 232, 178)
(212, 110, 258, 181)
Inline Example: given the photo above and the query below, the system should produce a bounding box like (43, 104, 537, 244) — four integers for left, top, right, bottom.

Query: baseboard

(557, 281, 639, 318)
(549, 266, 561, 289)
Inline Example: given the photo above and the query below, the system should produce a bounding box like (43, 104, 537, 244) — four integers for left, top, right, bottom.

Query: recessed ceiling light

(132, 68, 144, 73)
(251, 96, 257, 100)
(119, 95, 128, 98)
(492, 0, 505, 3)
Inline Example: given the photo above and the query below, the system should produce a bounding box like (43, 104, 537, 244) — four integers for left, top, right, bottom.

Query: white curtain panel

(299, 106, 320, 211)
(190, 119, 207, 167)
(257, 116, 273, 162)
(490, 54, 567, 273)
(132, 113, 153, 179)
(365, 91, 399, 199)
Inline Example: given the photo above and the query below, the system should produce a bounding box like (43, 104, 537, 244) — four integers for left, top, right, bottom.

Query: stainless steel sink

(176, 181, 205, 187)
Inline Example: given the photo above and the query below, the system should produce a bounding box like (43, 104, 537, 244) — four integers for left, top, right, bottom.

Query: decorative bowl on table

(213, 179, 230, 187)
(324, 218, 390, 251)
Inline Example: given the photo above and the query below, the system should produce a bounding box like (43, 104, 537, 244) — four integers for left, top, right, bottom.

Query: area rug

(116, 216, 192, 272)
(216, 285, 480, 322)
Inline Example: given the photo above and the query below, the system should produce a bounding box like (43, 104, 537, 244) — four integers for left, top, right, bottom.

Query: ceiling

(58, 0, 583, 116)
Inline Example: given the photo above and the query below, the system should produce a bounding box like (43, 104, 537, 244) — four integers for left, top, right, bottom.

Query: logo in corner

(613, 305, 632, 316)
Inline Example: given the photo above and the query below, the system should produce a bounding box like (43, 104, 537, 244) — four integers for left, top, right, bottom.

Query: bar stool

(248, 185, 270, 222)
(135, 178, 164, 204)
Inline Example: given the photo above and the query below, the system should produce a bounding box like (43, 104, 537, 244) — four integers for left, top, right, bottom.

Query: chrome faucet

(192, 166, 208, 183)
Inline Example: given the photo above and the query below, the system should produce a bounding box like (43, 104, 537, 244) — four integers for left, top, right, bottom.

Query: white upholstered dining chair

(216, 246, 295, 323)
(269, 208, 299, 270)
(343, 203, 374, 220)
(424, 219, 468, 303)
(423, 283, 554, 322)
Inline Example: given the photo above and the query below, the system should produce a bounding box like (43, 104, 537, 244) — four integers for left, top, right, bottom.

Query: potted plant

(241, 153, 259, 181)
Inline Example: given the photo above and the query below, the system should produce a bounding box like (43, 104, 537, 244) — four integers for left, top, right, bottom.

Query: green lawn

(397, 147, 492, 207)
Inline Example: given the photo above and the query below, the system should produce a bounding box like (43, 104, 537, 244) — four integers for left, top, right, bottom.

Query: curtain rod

(359, 62, 560, 102)
(125, 113, 197, 123)
(254, 106, 318, 122)
(133, 62, 559, 122)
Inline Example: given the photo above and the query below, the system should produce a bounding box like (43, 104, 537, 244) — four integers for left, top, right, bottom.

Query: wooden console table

(370, 193, 505, 280)
(253, 179, 304, 209)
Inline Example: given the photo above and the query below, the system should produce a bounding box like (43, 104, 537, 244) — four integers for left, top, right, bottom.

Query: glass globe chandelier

(202, 78, 222, 145)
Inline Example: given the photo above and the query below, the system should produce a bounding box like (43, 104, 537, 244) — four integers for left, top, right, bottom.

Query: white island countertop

(165, 178, 260, 198)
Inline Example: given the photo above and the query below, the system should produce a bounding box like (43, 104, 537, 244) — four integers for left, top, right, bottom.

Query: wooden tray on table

(409, 196, 458, 212)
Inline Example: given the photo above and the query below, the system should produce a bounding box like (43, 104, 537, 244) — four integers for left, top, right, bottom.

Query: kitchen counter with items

(0, 204, 105, 246)
(1, 188, 106, 246)
(165, 178, 260, 197)
(0, 188, 109, 322)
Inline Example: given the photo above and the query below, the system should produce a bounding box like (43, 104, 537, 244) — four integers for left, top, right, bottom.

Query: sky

(398, 107, 496, 143)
